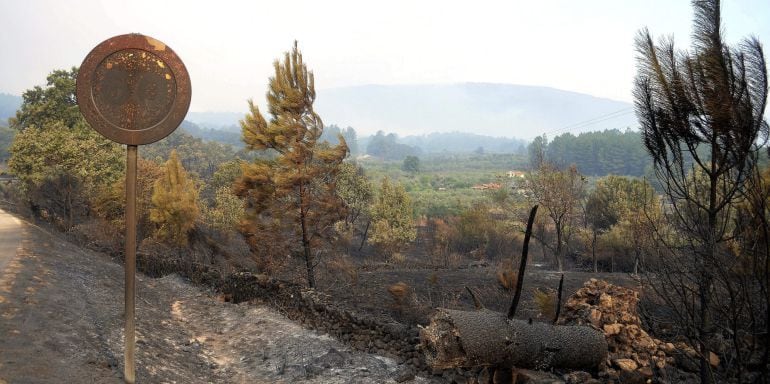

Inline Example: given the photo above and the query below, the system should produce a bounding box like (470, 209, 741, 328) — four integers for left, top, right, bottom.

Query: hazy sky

(1, 0, 769, 114)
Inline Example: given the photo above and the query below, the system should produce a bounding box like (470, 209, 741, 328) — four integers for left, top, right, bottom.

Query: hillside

(0, 211, 418, 383)
(185, 111, 243, 131)
(314, 83, 637, 139)
(0, 93, 22, 124)
(181, 84, 637, 141)
(398, 131, 527, 154)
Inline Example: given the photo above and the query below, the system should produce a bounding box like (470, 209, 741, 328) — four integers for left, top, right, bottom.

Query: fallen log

(420, 308, 607, 370)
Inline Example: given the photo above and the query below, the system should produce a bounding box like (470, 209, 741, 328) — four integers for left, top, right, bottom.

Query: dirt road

(0, 210, 22, 274)
(0, 211, 424, 383)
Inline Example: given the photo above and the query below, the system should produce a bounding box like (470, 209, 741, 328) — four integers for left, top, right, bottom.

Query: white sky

(1, 0, 768, 113)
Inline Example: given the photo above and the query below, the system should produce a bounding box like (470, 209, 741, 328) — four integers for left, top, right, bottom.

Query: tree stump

(420, 308, 607, 370)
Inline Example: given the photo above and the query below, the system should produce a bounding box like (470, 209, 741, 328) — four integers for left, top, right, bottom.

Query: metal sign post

(124, 144, 137, 380)
(76, 34, 191, 383)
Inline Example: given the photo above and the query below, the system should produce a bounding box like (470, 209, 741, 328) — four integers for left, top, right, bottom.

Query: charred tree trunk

(358, 220, 370, 252)
(592, 231, 598, 273)
(555, 223, 564, 272)
(508, 205, 537, 319)
(420, 309, 607, 370)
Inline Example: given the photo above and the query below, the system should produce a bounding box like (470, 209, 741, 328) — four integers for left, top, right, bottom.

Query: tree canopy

(236, 41, 348, 288)
(634, 0, 769, 381)
(8, 68, 122, 228)
(150, 150, 200, 246)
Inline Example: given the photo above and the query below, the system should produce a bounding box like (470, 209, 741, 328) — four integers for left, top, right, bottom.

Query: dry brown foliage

(326, 255, 358, 286)
(387, 281, 410, 305)
(495, 261, 518, 290)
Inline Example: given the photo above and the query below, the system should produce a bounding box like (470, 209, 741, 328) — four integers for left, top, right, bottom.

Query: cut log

(420, 308, 607, 370)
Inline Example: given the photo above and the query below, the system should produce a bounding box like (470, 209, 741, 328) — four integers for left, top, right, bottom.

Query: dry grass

(326, 255, 358, 286)
(387, 282, 410, 305)
(533, 288, 556, 319)
(447, 253, 464, 269)
(390, 252, 406, 264)
(427, 272, 438, 286)
(496, 261, 518, 290)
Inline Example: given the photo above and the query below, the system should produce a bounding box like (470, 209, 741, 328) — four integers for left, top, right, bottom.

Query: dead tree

(420, 206, 607, 371)
(634, 0, 769, 381)
(420, 309, 607, 370)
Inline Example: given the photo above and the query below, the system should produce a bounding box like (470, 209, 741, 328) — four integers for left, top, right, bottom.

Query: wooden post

(125, 145, 137, 383)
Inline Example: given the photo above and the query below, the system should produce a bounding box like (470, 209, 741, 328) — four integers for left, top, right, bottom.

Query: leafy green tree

(527, 163, 585, 271)
(453, 202, 493, 253)
(402, 155, 420, 173)
(198, 159, 243, 205)
(366, 130, 420, 160)
(150, 150, 199, 245)
(321, 125, 359, 155)
(8, 68, 122, 228)
(528, 134, 547, 169)
(369, 177, 416, 257)
(0, 125, 16, 163)
(10, 68, 83, 131)
(235, 41, 348, 288)
(545, 129, 651, 176)
(335, 162, 373, 248)
(202, 186, 244, 234)
(585, 176, 657, 272)
(96, 157, 164, 240)
(635, 0, 768, 381)
(143, 127, 236, 181)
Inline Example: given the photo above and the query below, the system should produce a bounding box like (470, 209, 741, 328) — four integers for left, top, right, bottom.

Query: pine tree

(235, 41, 348, 288)
(150, 150, 199, 245)
(635, 0, 768, 381)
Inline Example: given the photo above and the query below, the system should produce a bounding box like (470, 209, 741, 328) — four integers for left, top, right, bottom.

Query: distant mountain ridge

(0, 93, 22, 125)
(185, 111, 243, 131)
(398, 131, 527, 154)
(314, 83, 637, 139)
(2, 83, 638, 141)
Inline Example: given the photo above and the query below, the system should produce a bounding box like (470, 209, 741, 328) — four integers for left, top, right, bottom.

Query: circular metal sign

(76, 34, 191, 145)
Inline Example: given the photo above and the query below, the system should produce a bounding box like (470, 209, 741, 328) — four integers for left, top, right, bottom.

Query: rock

(392, 366, 415, 383)
(477, 367, 491, 384)
(612, 358, 638, 372)
(637, 366, 653, 378)
(589, 309, 602, 327)
(562, 371, 594, 384)
(313, 348, 347, 368)
(709, 351, 720, 368)
(512, 368, 564, 384)
(603, 323, 622, 336)
(618, 369, 647, 384)
(598, 293, 613, 309)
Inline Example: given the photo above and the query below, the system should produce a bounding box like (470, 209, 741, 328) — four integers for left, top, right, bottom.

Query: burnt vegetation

(1, 1, 769, 382)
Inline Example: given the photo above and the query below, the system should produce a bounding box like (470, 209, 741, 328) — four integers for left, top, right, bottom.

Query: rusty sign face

(76, 34, 191, 145)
